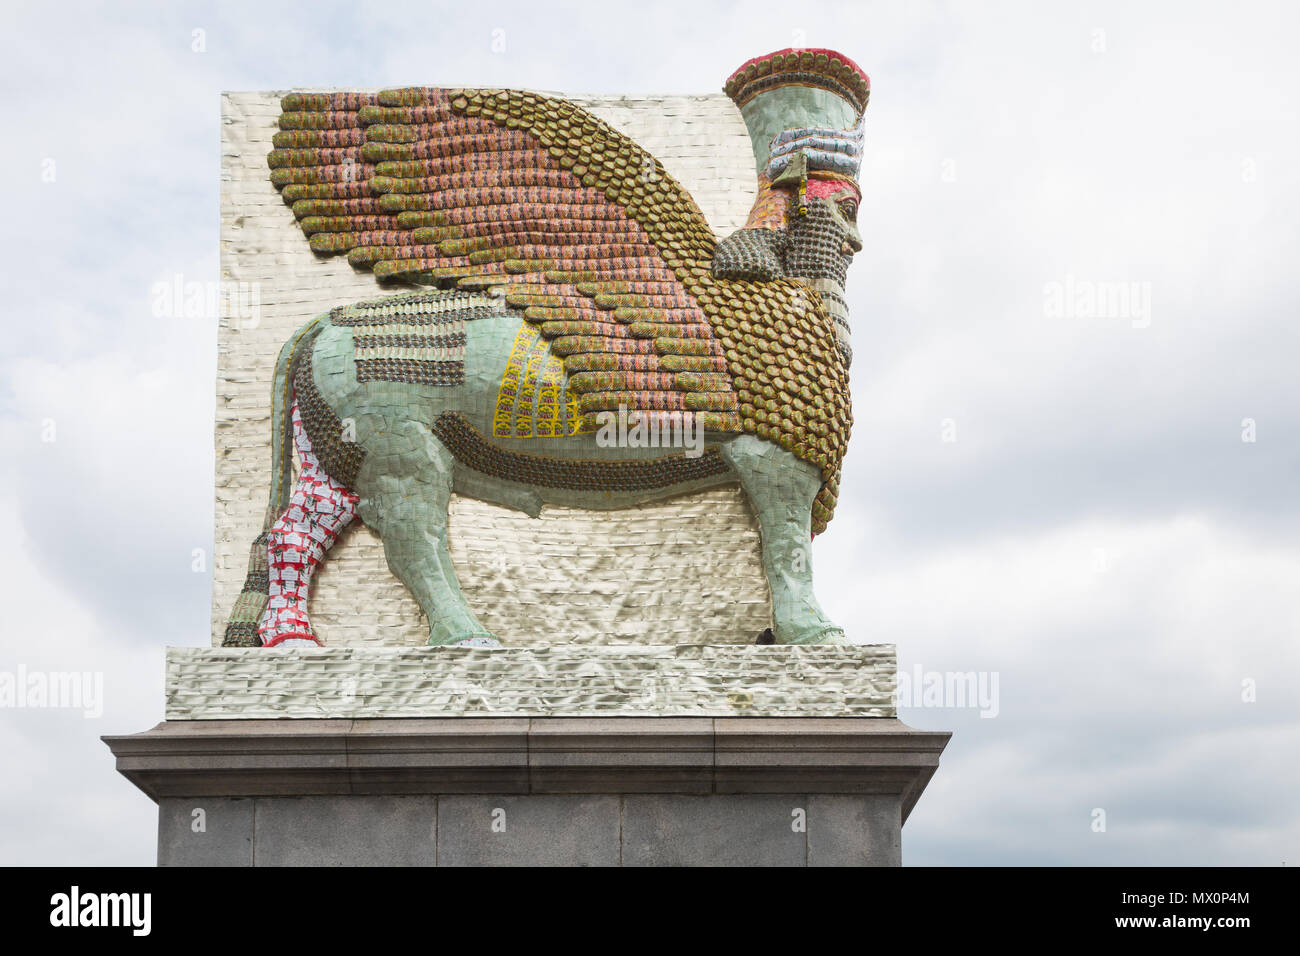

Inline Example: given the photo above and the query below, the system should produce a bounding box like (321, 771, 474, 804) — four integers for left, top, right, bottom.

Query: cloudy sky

(1, 0, 1296, 865)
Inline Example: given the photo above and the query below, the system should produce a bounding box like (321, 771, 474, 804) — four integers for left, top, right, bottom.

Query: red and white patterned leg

(258, 396, 359, 647)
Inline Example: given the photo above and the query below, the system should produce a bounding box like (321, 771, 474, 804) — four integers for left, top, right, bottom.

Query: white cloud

(0, 491, 161, 865)
(818, 513, 1300, 864)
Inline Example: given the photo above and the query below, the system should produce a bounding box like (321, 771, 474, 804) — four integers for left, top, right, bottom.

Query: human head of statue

(714, 48, 869, 369)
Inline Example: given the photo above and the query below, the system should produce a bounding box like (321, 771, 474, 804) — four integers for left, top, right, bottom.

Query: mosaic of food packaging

(224, 48, 871, 650)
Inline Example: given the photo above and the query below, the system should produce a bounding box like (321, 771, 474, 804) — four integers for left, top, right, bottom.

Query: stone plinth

(163, 645, 897, 719)
(104, 717, 948, 866)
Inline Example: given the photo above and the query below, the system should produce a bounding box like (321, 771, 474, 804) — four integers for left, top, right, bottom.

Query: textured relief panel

(166, 645, 898, 718)
(217, 91, 772, 648)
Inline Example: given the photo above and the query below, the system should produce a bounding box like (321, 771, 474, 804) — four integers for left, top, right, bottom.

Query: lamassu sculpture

(224, 49, 870, 650)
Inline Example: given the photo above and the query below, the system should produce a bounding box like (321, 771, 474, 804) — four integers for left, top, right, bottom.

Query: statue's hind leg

(258, 400, 359, 647)
(358, 420, 499, 647)
(721, 435, 848, 645)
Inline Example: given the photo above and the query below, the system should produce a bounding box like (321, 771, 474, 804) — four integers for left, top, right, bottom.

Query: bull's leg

(721, 435, 848, 645)
(359, 422, 500, 647)
(258, 400, 358, 647)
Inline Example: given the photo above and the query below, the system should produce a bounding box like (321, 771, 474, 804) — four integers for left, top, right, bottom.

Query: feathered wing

(268, 87, 848, 533)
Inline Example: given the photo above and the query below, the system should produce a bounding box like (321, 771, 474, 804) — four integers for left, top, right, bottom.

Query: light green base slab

(165, 645, 897, 719)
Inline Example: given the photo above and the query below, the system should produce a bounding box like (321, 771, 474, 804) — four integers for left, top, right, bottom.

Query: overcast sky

(1, 0, 1297, 865)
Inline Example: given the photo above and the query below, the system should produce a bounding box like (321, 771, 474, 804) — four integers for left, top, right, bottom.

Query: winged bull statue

(223, 48, 870, 649)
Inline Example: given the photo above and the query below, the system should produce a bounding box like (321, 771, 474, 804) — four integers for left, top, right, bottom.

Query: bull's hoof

(428, 628, 502, 648)
(775, 623, 850, 645)
(262, 630, 321, 648)
(449, 635, 503, 648)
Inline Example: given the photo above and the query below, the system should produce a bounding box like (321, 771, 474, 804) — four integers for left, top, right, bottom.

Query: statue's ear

(770, 150, 807, 190)
(711, 228, 789, 281)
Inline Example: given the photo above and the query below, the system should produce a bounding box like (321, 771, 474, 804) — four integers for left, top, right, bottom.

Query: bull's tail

(221, 316, 326, 647)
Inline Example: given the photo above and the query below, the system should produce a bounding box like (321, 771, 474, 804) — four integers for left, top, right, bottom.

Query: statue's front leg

(721, 435, 848, 645)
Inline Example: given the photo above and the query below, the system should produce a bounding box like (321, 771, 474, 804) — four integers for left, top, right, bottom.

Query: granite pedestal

(104, 716, 949, 866)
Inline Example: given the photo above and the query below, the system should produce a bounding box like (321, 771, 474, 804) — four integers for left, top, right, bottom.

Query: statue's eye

(838, 198, 858, 221)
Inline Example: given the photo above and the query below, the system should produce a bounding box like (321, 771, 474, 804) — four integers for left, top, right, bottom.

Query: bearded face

(787, 180, 861, 366)
(712, 170, 862, 368)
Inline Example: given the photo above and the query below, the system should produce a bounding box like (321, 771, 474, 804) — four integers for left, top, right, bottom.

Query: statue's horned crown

(724, 48, 870, 118)
(724, 49, 869, 184)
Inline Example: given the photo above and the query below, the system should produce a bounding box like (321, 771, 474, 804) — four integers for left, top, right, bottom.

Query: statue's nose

(842, 224, 864, 256)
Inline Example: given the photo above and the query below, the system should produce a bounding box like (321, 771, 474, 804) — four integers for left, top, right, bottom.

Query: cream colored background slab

(216, 90, 774, 647)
